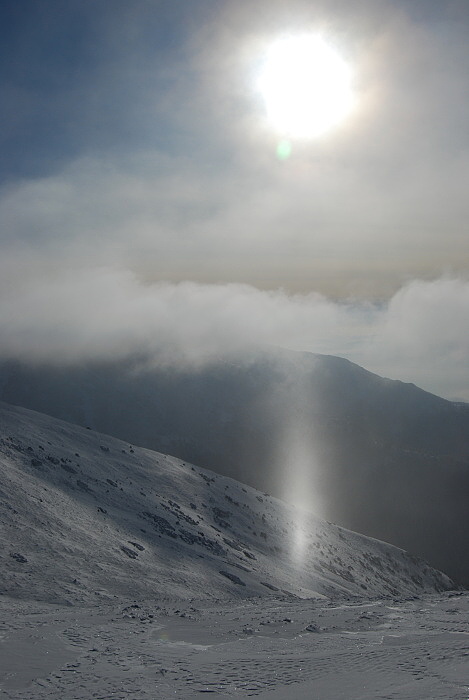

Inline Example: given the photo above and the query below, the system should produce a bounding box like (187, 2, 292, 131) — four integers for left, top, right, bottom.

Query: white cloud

(357, 277, 469, 400)
(0, 265, 467, 400)
(1, 146, 468, 300)
(0, 266, 345, 365)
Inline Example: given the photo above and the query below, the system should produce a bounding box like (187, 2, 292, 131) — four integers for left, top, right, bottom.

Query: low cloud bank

(359, 277, 469, 400)
(0, 268, 468, 401)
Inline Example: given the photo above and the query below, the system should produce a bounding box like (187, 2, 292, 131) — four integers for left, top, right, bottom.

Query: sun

(257, 34, 354, 139)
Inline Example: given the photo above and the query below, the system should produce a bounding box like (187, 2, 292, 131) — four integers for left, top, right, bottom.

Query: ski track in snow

(0, 592, 468, 699)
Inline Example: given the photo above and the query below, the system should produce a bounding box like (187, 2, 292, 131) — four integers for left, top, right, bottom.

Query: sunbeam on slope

(269, 362, 326, 567)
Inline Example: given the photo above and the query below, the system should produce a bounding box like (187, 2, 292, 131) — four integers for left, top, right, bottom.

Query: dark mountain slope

(0, 349, 467, 585)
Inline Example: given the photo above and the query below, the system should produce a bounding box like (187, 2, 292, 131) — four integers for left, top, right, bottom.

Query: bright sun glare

(257, 34, 354, 139)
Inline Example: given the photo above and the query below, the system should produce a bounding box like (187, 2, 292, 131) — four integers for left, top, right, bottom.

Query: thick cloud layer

(1, 267, 468, 400)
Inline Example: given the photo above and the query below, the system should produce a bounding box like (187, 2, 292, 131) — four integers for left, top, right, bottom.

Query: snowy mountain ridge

(0, 401, 453, 606)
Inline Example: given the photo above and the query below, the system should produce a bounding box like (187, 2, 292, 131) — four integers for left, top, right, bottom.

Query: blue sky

(1, 0, 469, 399)
(0, 1, 209, 179)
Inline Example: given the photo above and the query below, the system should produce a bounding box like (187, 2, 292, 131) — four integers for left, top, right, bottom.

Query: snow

(0, 592, 467, 698)
(0, 400, 466, 699)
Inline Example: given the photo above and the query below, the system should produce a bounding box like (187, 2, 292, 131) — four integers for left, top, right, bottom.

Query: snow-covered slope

(0, 351, 468, 586)
(0, 402, 453, 605)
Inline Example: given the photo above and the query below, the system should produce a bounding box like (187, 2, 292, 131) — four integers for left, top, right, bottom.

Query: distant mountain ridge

(0, 401, 453, 605)
(0, 349, 468, 586)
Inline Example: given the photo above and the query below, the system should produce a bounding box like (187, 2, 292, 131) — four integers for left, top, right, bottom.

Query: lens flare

(276, 139, 292, 160)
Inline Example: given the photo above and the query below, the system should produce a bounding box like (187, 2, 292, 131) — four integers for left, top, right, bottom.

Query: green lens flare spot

(276, 140, 292, 160)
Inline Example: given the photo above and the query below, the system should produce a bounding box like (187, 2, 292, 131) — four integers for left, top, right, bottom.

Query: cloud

(0, 264, 468, 400)
(0, 266, 347, 365)
(1, 142, 469, 300)
(1, 1, 469, 400)
(2, 1, 469, 300)
(358, 277, 469, 400)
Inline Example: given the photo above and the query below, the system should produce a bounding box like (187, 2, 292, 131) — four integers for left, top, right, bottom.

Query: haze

(1, 0, 469, 399)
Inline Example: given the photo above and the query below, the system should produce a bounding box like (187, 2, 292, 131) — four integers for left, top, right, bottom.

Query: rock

(219, 570, 245, 586)
(9, 552, 28, 563)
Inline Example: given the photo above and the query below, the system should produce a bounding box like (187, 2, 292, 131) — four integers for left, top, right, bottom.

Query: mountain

(0, 349, 468, 586)
(0, 401, 453, 605)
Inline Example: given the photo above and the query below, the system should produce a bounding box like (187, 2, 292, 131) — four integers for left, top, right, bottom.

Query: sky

(1, 0, 469, 400)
